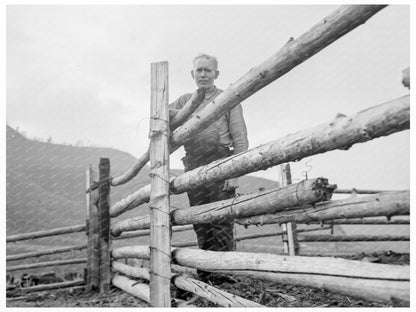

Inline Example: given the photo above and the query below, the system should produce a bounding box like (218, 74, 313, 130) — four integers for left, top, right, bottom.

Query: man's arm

(223, 104, 249, 192)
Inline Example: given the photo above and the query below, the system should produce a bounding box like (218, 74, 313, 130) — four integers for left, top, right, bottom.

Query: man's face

(191, 57, 219, 90)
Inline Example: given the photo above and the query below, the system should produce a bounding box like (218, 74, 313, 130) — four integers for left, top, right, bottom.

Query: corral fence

(6, 224, 87, 294)
(6, 4, 410, 308)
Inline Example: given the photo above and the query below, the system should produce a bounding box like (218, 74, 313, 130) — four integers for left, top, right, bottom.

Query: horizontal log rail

(20, 280, 85, 293)
(6, 258, 87, 272)
(7, 224, 86, 243)
(237, 191, 409, 226)
(7, 244, 87, 262)
(112, 261, 263, 307)
(304, 217, 409, 225)
(113, 224, 193, 241)
(111, 178, 335, 236)
(333, 188, 396, 194)
(112, 275, 150, 304)
(292, 234, 410, 242)
(111, 5, 386, 187)
(111, 246, 409, 305)
(170, 225, 332, 248)
(110, 95, 409, 218)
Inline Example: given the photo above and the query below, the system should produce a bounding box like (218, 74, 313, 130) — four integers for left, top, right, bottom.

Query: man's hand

(223, 178, 239, 192)
(190, 88, 206, 105)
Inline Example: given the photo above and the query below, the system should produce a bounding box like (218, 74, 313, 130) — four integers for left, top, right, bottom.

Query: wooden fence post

(149, 61, 171, 307)
(279, 163, 299, 255)
(86, 166, 99, 292)
(98, 158, 111, 293)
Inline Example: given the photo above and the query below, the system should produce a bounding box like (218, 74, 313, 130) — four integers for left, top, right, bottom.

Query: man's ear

(191, 70, 195, 79)
(214, 70, 220, 79)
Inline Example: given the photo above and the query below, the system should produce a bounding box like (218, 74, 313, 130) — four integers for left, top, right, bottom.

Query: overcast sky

(6, 4, 410, 190)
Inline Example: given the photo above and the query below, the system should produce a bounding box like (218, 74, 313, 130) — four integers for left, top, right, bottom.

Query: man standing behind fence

(169, 53, 248, 275)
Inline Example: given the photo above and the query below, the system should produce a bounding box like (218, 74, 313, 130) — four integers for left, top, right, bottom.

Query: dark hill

(6, 125, 278, 245)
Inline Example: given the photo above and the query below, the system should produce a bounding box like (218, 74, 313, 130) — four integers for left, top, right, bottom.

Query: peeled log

(21, 280, 85, 293)
(6, 224, 86, 243)
(110, 95, 409, 218)
(171, 248, 409, 305)
(173, 275, 264, 307)
(171, 96, 409, 194)
(6, 258, 87, 272)
(112, 261, 150, 280)
(112, 275, 150, 304)
(111, 178, 334, 236)
(110, 5, 386, 187)
(296, 234, 409, 242)
(237, 191, 409, 226)
(111, 91, 204, 187)
(112, 246, 409, 305)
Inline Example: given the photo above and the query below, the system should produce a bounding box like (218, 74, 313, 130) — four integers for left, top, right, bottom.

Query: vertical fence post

(149, 61, 171, 307)
(279, 163, 299, 256)
(85, 165, 99, 292)
(98, 158, 111, 293)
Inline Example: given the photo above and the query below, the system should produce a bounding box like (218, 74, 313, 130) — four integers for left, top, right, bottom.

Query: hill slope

(6, 125, 278, 241)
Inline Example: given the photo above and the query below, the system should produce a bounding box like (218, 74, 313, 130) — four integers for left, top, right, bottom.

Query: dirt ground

(6, 251, 409, 308)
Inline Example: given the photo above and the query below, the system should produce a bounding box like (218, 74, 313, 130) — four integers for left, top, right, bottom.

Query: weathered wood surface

(98, 158, 111, 293)
(402, 67, 410, 88)
(112, 275, 150, 304)
(110, 95, 409, 218)
(170, 96, 409, 194)
(235, 225, 331, 242)
(110, 5, 386, 187)
(6, 224, 86, 243)
(111, 178, 334, 236)
(21, 280, 85, 293)
(110, 90, 205, 187)
(7, 244, 87, 262)
(7, 258, 87, 272)
(279, 163, 298, 255)
(171, 225, 332, 249)
(237, 191, 409, 226)
(111, 246, 409, 304)
(149, 61, 171, 307)
(112, 260, 261, 307)
(334, 188, 395, 194)
(172, 248, 409, 305)
(112, 261, 150, 280)
(114, 224, 193, 241)
(173, 275, 264, 307)
(296, 234, 410, 242)
(306, 217, 409, 225)
(86, 166, 99, 292)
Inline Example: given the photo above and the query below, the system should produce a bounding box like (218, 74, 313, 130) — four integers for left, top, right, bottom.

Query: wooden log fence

(237, 191, 409, 226)
(109, 94, 409, 218)
(6, 224, 86, 243)
(7, 258, 87, 272)
(111, 246, 409, 305)
(111, 5, 386, 187)
(6, 244, 87, 262)
(86, 166, 99, 292)
(20, 280, 85, 293)
(148, 61, 171, 307)
(111, 260, 263, 307)
(295, 234, 409, 242)
(114, 225, 193, 241)
(111, 178, 335, 236)
(308, 217, 409, 225)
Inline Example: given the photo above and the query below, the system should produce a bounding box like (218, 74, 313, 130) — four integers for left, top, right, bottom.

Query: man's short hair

(193, 53, 218, 70)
